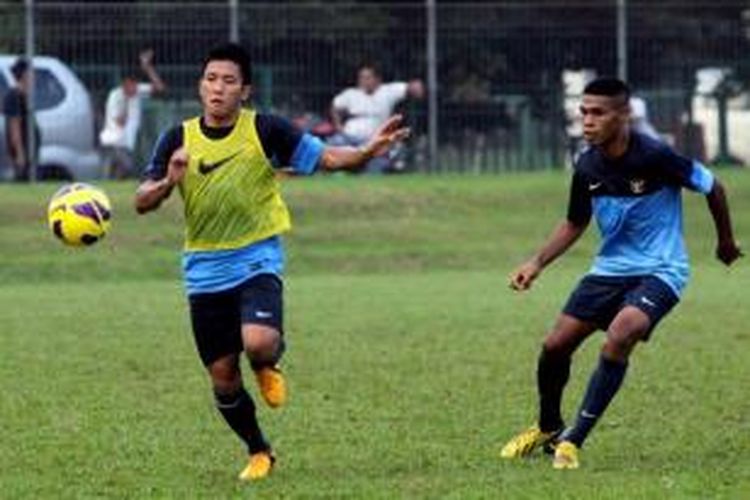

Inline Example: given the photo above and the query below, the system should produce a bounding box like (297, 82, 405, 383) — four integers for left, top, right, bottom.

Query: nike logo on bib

(198, 150, 242, 175)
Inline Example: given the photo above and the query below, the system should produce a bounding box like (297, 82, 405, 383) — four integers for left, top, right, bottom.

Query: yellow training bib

(179, 109, 291, 251)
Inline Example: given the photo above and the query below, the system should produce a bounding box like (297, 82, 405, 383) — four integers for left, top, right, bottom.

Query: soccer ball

(47, 183, 112, 246)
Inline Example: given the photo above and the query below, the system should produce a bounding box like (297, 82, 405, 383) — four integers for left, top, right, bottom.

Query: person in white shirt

(330, 63, 423, 173)
(100, 49, 166, 178)
(629, 96, 660, 140)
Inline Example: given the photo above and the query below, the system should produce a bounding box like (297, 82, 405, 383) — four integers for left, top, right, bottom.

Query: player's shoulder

(254, 112, 299, 142)
(632, 131, 671, 157)
(255, 112, 292, 129)
(161, 123, 184, 142)
(152, 124, 184, 155)
(572, 144, 598, 175)
(630, 131, 692, 174)
(253, 112, 305, 163)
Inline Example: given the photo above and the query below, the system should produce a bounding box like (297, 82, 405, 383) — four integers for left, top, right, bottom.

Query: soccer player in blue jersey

(134, 43, 408, 481)
(500, 78, 742, 469)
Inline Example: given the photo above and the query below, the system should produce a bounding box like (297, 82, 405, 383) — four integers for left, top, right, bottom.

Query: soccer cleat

(552, 440, 580, 470)
(500, 426, 560, 459)
(254, 365, 287, 408)
(238, 450, 275, 481)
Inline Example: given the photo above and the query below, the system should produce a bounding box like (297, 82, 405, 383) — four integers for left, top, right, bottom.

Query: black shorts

(188, 273, 284, 366)
(563, 274, 679, 339)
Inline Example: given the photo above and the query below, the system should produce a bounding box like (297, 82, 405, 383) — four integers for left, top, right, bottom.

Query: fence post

(617, 0, 627, 81)
(229, 0, 239, 43)
(426, 0, 439, 173)
(25, 0, 36, 182)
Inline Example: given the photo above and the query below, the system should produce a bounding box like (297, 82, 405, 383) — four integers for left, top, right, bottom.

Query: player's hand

(364, 114, 411, 158)
(166, 147, 189, 185)
(139, 48, 155, 67)
(509, 260, 542, 291)
(716, 239, 743, 266)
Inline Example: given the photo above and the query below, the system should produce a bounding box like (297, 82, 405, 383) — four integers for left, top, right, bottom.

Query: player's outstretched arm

(509, 220, 587, 291)
(705, 178, 743, 266)
(318, 114, 410, 171)
(134, 148, 188, 214)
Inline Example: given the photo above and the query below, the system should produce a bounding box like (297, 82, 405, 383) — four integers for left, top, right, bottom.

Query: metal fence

(1, 1, 750, 175)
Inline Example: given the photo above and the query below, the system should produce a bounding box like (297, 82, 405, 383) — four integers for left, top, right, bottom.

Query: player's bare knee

(208, 359, 242, 393)
(542, 314, 595, 357)
(543, 329, 578, 357)
(243, 327, 280, 360)
(542, 337, 567, 357)
(603, 329, 641, 360)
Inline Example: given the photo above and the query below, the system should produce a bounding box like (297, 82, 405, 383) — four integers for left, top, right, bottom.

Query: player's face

(200, 60, 251, 122)
(358, 68, 381, 94)
(580, 94, 630, 146)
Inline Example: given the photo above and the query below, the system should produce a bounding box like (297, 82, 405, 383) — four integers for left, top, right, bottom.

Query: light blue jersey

(568, 133, 714, 296)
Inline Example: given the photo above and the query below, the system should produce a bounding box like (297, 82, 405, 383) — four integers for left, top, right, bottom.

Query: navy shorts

(188, 273, 284, 366)
(562, 274, 679, 339)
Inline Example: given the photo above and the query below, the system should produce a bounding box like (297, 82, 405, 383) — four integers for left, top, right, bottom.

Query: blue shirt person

(500, 77, 741, 470)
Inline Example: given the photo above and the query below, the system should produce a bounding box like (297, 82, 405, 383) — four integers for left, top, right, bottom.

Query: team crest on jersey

(630, 178, 646, 194)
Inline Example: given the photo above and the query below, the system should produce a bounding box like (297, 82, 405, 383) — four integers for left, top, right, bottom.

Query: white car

(0, 55, 101, 180)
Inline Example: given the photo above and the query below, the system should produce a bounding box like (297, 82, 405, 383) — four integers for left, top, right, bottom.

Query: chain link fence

(1, 1, 749, 177)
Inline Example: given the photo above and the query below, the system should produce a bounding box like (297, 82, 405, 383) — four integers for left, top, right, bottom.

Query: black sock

(214, 387, 269, 454)
(563, 355, 628, 447)
(537, 349, 571, 432)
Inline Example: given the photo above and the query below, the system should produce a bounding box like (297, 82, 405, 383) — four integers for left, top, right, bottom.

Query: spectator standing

(629, 96, 660, 140)
(3, 58, 40, 182)
(100, 49, 166, 178)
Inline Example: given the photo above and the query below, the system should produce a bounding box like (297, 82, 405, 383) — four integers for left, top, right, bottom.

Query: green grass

(1, 171, 749, 498)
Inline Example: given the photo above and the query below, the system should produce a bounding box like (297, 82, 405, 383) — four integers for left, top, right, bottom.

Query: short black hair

(202, 43, 252, 84)
(583, 77, 631, 104)
(11, 57, 30, 80)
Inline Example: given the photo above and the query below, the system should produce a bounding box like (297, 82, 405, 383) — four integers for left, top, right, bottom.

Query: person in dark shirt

(500, 77, 742, 469)
(3, 58, 40, 182)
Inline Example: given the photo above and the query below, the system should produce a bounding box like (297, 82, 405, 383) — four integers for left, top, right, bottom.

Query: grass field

(1, 171, 749, 499)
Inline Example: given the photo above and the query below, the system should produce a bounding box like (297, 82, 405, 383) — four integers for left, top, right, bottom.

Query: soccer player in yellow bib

(134, 43, 409, 481)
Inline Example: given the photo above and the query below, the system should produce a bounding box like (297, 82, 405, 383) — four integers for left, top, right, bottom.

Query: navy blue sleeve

(141, 126, 183, 180)
(3, 90, 22, 117)
(255, 113, 304, 168)
(655, 144, 695, 185)
(566, 170, 592, 226)
(656, 144, 715, 193)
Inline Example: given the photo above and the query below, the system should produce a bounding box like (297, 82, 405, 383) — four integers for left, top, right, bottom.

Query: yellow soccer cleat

(501, 426, 559, 459)
(238, 450, 275, 481)
(552, 440, 580, 470)
(254, 365, 287, 408)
